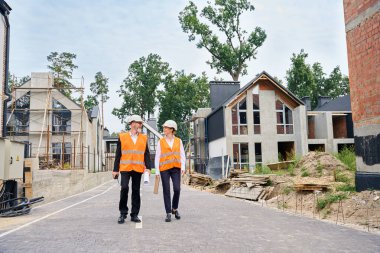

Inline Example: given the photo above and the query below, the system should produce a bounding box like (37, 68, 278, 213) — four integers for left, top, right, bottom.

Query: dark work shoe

(130, 216, 141, 223)
(118, 214, 126, 224)
(165, 213, 171, 222)
(172, 209, 181, 220)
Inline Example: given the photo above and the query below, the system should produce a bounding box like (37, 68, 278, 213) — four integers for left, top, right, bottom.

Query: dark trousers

(160, 168, 181, 214)
(119, 171, 142, 217)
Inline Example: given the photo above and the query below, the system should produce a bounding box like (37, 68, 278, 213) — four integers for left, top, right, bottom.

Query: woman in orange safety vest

(155, 120, 186, 222)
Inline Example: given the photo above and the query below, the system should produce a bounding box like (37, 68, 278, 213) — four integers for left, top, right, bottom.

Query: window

(52, 99, 71, 134)
(52, 142, 72, 165)
(232, 98, 248, 135)
(149, 131, 157, 152)
(252, 94, 260, 134)
(233, 143, 249, 170)
(255, 143, 262, 165)
(109, 143, 117, 153)
(7, 92, 30, 136)
(276, 99, 293, 134)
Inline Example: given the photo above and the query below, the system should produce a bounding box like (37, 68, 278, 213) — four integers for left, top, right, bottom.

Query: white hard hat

(163, 120, 177, 131)
(128, 115, 143, 124)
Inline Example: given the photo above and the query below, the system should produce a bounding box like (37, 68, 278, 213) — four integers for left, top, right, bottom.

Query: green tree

(179, 0, 266, 81)
(324, 66, 349, 98)
(286, 49, 315, 100)
(89, 72, 109, 123)
(47, 52, 78, 97)
(7, 73, 30, 93)
(286, 50, 350, 109)
(311, 62, 325, 109)
(83, 95, 98, 110)
(158, 71, 210, 141)
(112, 53, 171, 124)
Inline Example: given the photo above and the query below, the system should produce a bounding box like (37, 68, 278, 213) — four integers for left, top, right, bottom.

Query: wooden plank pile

(225, 172, 271, 201)
(293, 183, 329, 191)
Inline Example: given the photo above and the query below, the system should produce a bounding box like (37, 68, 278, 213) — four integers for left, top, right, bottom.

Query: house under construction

(6, 72, 105, 171)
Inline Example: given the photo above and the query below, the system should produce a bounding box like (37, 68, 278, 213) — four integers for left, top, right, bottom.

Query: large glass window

(252, 94, 260, 134)
(232, 98, 248, 135)
(233, 143, 249, 170)
(52, 142, 72, 165)
(7, 92, 30, 135)
(52, 99, 71, 134)
(276, 99, 293, 134)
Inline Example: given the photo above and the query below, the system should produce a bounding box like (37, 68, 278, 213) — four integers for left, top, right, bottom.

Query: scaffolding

(5, 74, 89, 170)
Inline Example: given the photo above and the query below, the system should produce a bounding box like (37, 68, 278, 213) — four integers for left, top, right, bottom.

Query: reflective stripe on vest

(119, 133, 147, 173)
(120, 160, 145, 165)
(158, 137, 181, 172)
(121, 150, 145, 155)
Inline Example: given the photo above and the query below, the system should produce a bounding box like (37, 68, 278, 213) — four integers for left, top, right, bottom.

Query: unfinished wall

(31, 169, 111, 202)
(293, 105, 308, 156)
(344, 0, 380, 190)
(259, 90, 278, 163)
(209, 137, 227, 158)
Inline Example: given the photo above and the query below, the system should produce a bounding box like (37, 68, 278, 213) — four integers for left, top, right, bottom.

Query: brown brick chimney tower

(343, 0, 380, 191)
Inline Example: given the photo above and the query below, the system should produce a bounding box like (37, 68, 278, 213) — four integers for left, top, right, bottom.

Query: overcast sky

(8, 0, 348, 133)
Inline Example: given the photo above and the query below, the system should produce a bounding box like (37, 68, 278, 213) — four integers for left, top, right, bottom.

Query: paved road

(1, 176, 380, 253)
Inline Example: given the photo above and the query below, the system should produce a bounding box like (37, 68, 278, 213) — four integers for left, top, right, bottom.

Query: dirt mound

(296, 152, 348, 177)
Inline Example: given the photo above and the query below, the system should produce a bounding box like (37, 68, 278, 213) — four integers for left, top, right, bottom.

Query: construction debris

(293, 183, 329, 191)
(186, 171, 273, 200)
(187, 173, 213, 187)
(225, 186, 264, 200)
(267, 160, 294, 170)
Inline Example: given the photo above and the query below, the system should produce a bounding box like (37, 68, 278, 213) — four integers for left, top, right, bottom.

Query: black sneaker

(130, 216, 141, 223)
(172, 209, 181, 220)
(165, 213, 171, 222)
(118, 214, 126, 224)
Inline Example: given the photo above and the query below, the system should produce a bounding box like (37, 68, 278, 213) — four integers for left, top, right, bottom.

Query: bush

(335, 146, 356, 171)
(255, 164, 272, 174)
(286, 154, 300, 176)
(317, 193, 348, 210)
(287, 164, 296, 176)
(335, 171, 351, 183)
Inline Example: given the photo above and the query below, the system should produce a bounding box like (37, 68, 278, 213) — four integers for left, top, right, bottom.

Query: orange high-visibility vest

(159, 137, 181, 172)
(119, 132, 147, 173)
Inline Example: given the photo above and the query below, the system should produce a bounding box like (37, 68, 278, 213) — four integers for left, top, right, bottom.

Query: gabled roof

(224, 71, 304, 106)
(313, 95, 351, 112)
(207, 71, 304, 118)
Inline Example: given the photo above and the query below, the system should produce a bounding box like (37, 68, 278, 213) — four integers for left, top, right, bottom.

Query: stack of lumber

(257, 186, 275, 200)
(293, 183, 329, 191)
(225, 172, 271, 201)
(230, 173, 269, 186)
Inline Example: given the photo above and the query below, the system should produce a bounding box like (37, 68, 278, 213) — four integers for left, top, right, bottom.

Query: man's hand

(145, 169, 151, 175)
(112, 171, 119, 179)
(181, 170, 185, 176)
